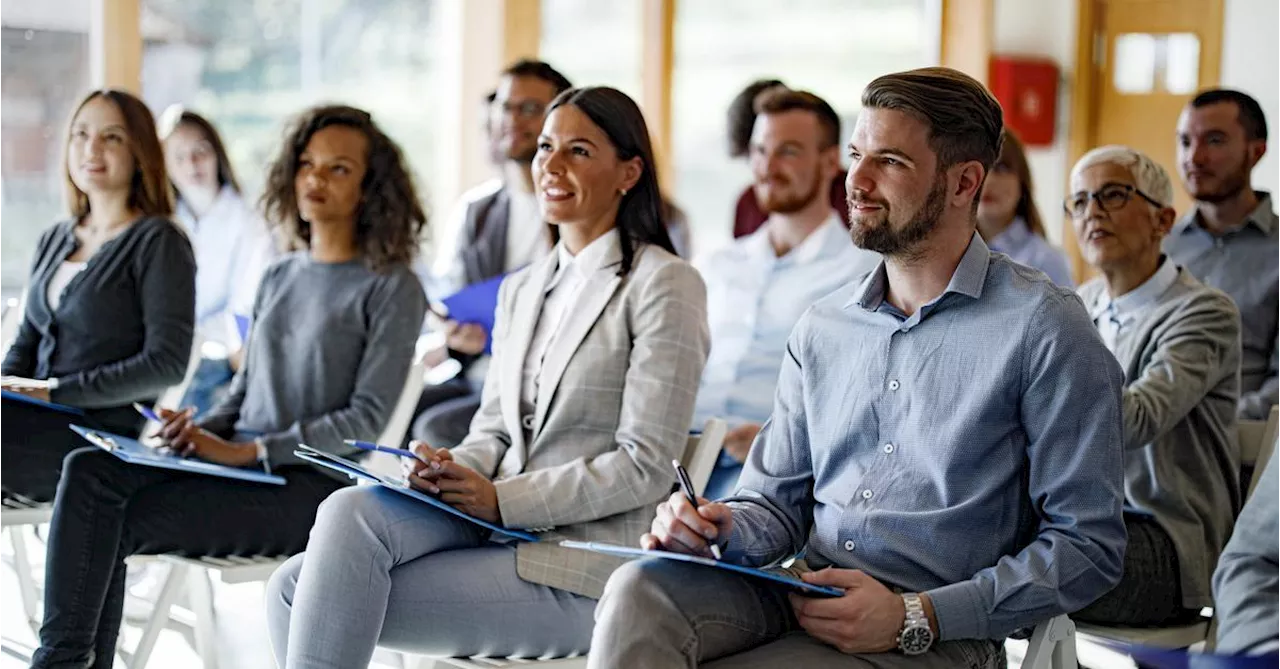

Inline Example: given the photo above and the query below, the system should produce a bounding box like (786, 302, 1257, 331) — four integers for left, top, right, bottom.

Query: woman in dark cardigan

(1, 89, 196, 503)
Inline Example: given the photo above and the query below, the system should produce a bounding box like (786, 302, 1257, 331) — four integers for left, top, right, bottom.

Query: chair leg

(185, 567, 219, 669)
(9, 527, 41, 630)
(128, 562, 189, 669)
(1021, 615, 1077, 669)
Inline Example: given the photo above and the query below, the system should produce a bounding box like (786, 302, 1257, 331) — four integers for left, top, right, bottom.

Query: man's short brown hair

(754, 88, 841, 149)
(862, 67, 1004, 171)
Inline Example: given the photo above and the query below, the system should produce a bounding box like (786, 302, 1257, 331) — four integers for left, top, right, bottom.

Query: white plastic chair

(1, 293, 25, 354)
(119, 358, 429, 669)
(1072, 406, 1279, 656)
(424, 418, 729, 669)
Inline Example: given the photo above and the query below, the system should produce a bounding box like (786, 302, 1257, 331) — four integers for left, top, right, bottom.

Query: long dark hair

(159, 106, 242, 194)
(546, 87, 675, 276)
(63, 89, 173, 219)
(996, 129, 1047, 238)
(260, 104, 427, 272)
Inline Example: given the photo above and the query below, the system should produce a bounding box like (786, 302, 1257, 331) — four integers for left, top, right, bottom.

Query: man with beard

(1165, 89, 1277, 420)
(585, 67, 1127, 669)
(691, 88, 879, 500)
(414, 60, 571, 448)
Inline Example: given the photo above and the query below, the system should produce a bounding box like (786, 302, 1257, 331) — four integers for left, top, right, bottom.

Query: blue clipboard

(293, 444, 539, 542)
(559, 540, 844, 598)
(3, 389, 85, 416)
(70, 425, 286, 485)
(440, 274, 505, 354)
(1094, 637, 1278, 668)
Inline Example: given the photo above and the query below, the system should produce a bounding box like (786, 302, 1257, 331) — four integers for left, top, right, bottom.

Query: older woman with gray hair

(1068, 145, 1242, 626)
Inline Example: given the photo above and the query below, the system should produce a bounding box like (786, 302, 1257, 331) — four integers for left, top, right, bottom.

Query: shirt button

(861, 489, 874, 500)
(883, 443, 895, 454)
(844, 540, 855, 551)
(888, 379, 900, 391)
(521, 415, 535, 430)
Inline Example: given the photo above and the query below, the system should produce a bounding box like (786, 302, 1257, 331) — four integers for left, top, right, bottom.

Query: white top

(521, 228, 621, 408)
(692, 212, 881, 428)
(504, 186, 549, 273)
(47, 261, 87, 311)
(174, 186, 277, 347)
(1089, 256, 1180, 350)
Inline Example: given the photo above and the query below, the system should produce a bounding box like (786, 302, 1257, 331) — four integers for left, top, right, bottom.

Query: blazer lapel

(501, 253, 557, 462)
(532, 248, 626, 436)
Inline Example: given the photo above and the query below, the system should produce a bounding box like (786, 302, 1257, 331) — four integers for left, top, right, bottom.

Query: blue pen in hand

(672, 459, 722, 560)
(344, 439, 431, 466)
(133, 402, 162, 423)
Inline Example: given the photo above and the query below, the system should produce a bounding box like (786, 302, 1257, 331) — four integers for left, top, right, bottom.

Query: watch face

(900, 625, 933, 655)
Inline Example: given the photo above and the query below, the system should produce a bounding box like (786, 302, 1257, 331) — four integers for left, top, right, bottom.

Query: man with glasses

(1166, 89, 1277, 420)
(1068, 145, 1241, 627)
(415, 60, 572, 449)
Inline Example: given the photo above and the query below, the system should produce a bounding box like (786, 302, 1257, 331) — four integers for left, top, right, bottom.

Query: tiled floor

(2, 524, 1137, 669)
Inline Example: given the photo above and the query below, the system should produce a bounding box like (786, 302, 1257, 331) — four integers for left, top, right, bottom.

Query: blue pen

(133, 402, 162, 423)
(344, 439, 430, 465)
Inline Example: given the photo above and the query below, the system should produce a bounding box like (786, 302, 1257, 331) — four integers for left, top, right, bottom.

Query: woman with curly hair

(265, 87, 710, 667)
(29, 104, 427, 668)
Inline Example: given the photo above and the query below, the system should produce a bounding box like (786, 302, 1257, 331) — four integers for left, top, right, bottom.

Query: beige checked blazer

(449, 236, 710, 599)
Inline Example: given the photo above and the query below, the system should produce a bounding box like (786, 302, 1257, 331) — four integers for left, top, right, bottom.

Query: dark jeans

(1, 397, 142, 503)
(408, 376, 481, 449)
(31, 447, 345, 669)
(178, 356, 235, 417)
(1073, 513, 1202, 626)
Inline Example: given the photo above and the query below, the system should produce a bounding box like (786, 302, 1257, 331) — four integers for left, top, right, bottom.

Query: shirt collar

(745, 210, 846, 264)
(848, 231, 990, 311)
(1175, 190, 1277, 237)
(548, 227, 621, 289)
(1089, 256, 1179, 324)
(989, 217, 1032, 252)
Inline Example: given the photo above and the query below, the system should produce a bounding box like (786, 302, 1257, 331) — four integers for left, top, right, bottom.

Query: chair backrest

(1239, 406, 1279, 500)
(154, 332, 206, 411)
(2, 293, 26, 356)
(378, 357, 427, 447)
(682, 418, 728, 497)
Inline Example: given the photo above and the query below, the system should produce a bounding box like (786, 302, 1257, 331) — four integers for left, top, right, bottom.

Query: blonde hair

(1071, 145, 1174, 206)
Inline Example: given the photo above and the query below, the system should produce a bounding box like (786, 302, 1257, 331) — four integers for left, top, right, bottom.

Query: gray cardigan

(2, 217, 195, 413)
(1079, 267, 1242, 608)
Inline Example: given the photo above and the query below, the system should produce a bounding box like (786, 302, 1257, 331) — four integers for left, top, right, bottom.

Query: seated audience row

(0, 63, 1274, 667)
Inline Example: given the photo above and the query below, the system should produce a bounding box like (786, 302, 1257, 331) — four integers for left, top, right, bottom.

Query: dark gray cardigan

(2, 216, 196, 420)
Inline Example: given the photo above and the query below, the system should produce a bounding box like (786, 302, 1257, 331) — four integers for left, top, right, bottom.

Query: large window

(539, 0, 642, 101)
(141, 0, 443, 207)
(1, 1, 92, 293)
(672, 0, 938, 256)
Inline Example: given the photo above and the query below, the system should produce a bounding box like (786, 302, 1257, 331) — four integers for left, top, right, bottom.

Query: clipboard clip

(83, 430, 119, 452)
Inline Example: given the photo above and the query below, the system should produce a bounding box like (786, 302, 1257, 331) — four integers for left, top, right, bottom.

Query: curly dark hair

(260, 104, 427, 272)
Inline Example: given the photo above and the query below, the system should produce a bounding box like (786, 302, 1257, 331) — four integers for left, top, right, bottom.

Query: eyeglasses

(495, 100, 546, 119)
(1064, 184, 1164, 218)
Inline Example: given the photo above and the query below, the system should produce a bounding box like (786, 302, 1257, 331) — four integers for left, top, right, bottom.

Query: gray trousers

(265, 486, 596, 668)
(587, 559, 1004, 669)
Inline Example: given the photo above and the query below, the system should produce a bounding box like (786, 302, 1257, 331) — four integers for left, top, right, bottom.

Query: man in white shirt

(412, 60, 573, 449)
(694, 89, 880, 498)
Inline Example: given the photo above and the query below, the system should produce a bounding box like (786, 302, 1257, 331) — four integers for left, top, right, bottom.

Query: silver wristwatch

(897, 593, 934, 655)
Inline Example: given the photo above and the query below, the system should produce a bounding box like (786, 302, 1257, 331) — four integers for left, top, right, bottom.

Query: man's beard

(758, 172, 824, 215)
(1187, 155, 1251, 204)
(849, 175, 947, 257)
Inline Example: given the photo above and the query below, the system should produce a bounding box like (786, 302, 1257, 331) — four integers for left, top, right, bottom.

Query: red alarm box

(988, 56, 1060, 146)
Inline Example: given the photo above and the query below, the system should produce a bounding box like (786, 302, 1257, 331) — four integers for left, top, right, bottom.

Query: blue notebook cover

(1094, 638, 1278, 668)
(559, 540, 843, 598)
(234, 314, 251, 343)
(440, 274, 505, 354)
(293, 445, 539, 542)
(3, 390, 85, 416)
(70, 425, 286, 485)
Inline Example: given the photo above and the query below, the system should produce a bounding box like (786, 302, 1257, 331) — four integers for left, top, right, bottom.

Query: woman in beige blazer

(265, 87, 710, 667)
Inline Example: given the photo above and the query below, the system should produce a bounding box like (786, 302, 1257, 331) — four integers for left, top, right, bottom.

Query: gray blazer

(450, 236, 710, 599)
(455, 187, 511, 286)
(1213, 450, 1279, 655)
(1079, 267, 1241, 608)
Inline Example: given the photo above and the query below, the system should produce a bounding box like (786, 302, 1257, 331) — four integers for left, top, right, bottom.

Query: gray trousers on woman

(265, 486, 597, 669)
